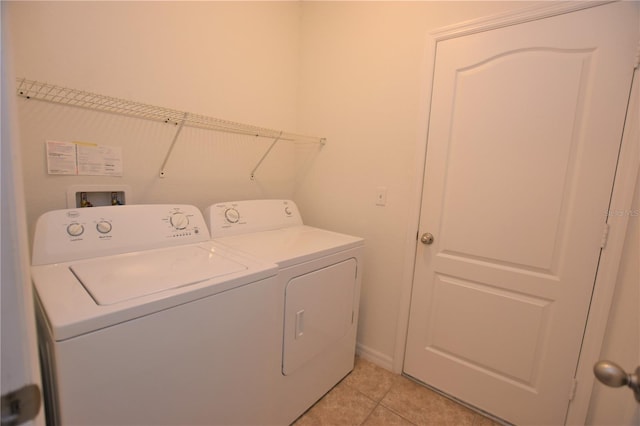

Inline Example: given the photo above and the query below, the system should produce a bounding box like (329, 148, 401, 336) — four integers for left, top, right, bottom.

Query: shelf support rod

(159, 112, 188, 178)
(250, 131, 283, 180)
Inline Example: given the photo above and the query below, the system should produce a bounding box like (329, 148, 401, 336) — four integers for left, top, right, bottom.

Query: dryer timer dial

(224, 208, 240, 224)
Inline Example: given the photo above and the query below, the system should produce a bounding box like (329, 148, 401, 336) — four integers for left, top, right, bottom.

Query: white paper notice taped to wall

(46, 140, 123, 176)
(45, 140, 77, 175)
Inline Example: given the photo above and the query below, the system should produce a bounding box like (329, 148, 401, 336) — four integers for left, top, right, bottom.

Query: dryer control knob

(224, 208, 240, 224)
(67, 223, 85, 237)
(170, 213, 189, 230)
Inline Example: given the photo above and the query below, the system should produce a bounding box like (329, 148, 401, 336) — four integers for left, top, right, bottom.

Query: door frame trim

(566, 66, 639, 425)
(393, 2, 638, 425)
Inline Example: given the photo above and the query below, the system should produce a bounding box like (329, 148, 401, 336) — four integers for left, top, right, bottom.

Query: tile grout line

(356, 379, 418, 426)
(339, 383, 379, 426)
(376, 399, 419, 426)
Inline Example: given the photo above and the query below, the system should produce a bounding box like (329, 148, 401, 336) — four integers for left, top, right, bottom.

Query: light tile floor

(294, 357, 502, 426)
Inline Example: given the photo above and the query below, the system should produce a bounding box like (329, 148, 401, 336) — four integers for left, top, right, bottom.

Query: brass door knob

(420, 233, 434, 245)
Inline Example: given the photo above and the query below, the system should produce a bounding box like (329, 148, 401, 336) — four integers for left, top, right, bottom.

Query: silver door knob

(420, 233, 434, 245)
(594, 360, 640, 402)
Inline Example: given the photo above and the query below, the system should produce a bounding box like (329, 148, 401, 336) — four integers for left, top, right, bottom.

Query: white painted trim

(1, 8, 45, 424)
(566, 68, 640, 426)
(394, 2, 638, 424)
(430, 1, 612, 41)
(391, 28, 437, 376)
(356, 342, 394, 372)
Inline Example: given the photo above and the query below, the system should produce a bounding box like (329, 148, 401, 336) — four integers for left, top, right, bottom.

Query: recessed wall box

(66, 185, 132, 208)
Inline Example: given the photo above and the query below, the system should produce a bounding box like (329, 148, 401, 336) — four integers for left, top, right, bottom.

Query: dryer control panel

(206, 199, 303, 238)
(32, 204, 209, 265)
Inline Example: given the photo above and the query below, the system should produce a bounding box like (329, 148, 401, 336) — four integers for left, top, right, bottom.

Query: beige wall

(294, 0, 537, 367)
(5, 1, 638, 424)
(5, 1, 303, 239)
(6, 0, 531, 361)
(293, 2, 639, 423)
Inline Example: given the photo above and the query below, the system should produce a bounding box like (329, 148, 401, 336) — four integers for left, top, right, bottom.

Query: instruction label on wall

(46, 140, 123, 176)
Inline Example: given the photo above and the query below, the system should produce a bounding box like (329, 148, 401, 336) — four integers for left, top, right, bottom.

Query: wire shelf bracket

(251, 131, 283, 181)
(16, 78, 326, 178)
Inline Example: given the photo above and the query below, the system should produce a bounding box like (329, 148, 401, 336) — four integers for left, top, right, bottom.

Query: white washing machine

(205, 199, 364, 424)
(31, 204, 282, 426)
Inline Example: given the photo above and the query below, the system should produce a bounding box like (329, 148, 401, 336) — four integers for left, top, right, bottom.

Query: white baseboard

(356, 342, 395, 372)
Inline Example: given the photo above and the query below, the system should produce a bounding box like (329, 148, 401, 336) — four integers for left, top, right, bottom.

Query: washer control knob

(67, 223, 85, 237)
(284, 206, 292, 216)
(170, 212, 189, 230)
(96, 220, 112, 234)
(224, 208, 240, 224)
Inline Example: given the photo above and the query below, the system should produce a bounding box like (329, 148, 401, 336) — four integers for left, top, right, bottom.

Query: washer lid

(70, 244, 246, 305)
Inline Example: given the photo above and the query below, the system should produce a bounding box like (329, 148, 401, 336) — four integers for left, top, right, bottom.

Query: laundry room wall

(294, 2, 640, 423)
(5, 0, 535, 376)
(4, 1, 306, 242)
(294, 0, 536, 369)
(5, 1, 638, 422)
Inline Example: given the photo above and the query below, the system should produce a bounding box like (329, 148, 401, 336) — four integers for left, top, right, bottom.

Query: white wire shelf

(16, 78, 325, 178)
(16, 78, 324, 142)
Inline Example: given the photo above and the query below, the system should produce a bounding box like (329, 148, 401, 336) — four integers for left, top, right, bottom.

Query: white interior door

(404, 3, 639, 425)
(1, 11, 44, 423)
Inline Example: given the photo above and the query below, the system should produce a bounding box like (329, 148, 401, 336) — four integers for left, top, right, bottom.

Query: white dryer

(205, 199, 364, 424)
(32, 204, 282, 425)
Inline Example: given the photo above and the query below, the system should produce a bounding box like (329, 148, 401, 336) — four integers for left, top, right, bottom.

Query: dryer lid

(70, 244, 247, 305)
(215, 225, 363, 268)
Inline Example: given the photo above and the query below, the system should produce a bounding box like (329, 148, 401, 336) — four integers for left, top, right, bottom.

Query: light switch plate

(376, 186, 387, 206)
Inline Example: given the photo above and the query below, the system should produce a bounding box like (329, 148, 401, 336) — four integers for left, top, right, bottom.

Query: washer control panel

(32, 204, 209, 265)
(206, 199, 303, 238)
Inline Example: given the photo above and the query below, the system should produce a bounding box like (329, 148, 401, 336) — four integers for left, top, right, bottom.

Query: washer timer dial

(170, 212, 189, 230)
